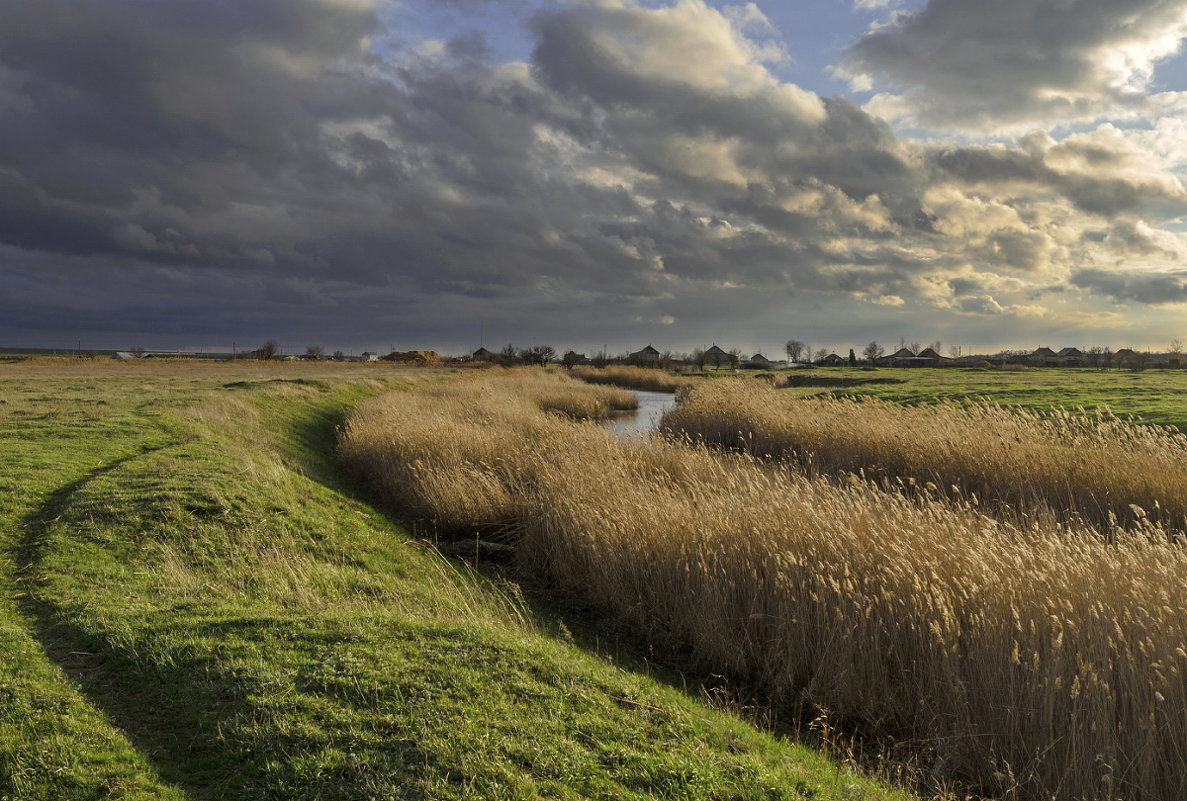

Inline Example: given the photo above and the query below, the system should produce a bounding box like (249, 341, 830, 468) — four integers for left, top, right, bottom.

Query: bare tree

(129, 344, 146, 358)
(333, 350, 345, 361)
(258, 340, 279, 360)
(305, 345, 325, 360)
(727, 348, 742, 370)
(692, 347, 708, 371)
(785, 339, 805, 363)
(813, 347, 829, 364)
(863, 340, 884, 365)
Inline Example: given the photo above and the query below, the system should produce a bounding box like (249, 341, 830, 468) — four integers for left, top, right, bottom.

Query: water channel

(603, 390, 679, 438)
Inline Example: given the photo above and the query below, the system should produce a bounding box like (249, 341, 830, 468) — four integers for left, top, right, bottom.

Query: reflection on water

(604, 390, 679, 438)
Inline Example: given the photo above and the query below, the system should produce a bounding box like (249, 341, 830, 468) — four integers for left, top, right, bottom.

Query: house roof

(890, 347, 915, 358)
(1032, 347, 1056, 357)
(1057, 347, 1083, 357)
(917, 347, 943, 359)
(750, 353, 768, 362)
(705, 345, 727, 355)
(473, 347, 495, 358)
(632, 345, 660, 356)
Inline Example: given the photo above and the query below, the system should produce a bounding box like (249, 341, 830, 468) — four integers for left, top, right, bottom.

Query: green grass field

(0, 361, 906, 800)
(776, 366, 1187, 430)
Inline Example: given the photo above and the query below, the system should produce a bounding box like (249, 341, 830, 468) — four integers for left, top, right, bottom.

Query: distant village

(13, 339, 1182, 371)
(471, 342, 1186, 371)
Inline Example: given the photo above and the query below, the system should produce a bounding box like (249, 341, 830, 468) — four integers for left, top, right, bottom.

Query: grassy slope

(776, 367, 1187, 430)
(0, 362, 909, 801)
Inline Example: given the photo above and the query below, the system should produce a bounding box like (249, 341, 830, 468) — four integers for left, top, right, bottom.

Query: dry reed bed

(662, 379, 1187, 532)
(339, 372, 1187, 801)
(571, 364, 688, 393)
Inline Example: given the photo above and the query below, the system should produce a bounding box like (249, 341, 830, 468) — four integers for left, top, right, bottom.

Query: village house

(1029, 347, 1059, 367)
(472, 347, 496, 362)
(629, 344, 660, 365)
(886, 347, 916, 367)
(704, 344, 730, 369)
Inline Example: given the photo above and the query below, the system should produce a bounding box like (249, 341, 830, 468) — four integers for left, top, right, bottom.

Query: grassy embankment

(341, 369, 1187, 801)
(0, 359, 903, 800)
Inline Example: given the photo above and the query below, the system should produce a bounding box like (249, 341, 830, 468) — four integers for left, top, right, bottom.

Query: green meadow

(0, 360, 907, 801)
(778, 366, 1187, 430)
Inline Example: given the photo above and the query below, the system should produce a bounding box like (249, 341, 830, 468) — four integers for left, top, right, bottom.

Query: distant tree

(659, 350, 675, 369)
(332, 350, 345, 361)
(1086, 346, 1103, 369)
(909, 342, 923, 355)
(813, 347, 829, 364)
(562, 350, 581, 369)
(727, 348, 742, 370)
(1170, 339, 1184, 368)
(305, 344, 325, 360)
(522, 344, 555, 366)
(692, 347, 708, 371)
(848, 348, 857, 367)
(499, 343, 518, 365)
(259, 340, 279, 360)
(785, 339, 804, 363)
(1101, 347, 1113, 370)
(863, 341, 884, 366)
(590, 348, 609, 368)
(931, 340, 943, 355)
(129, 345, 146, 358)
(1128, 351, 1149, 372)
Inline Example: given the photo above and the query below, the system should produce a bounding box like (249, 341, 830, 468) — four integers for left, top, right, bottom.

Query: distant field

(775, 366, 1187, 430)
(0, 360, 903, 801)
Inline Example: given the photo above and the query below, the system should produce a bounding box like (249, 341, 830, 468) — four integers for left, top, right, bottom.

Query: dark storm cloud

(840, 0, 1187, 131)
(2, 0, 1186, 351)
(1071, 267, 1187, 305)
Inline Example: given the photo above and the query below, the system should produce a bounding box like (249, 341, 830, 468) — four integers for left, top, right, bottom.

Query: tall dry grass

(662, 379, 1187, 532)
(340, 371, 1187, 800)
(571, 364, 688, 393)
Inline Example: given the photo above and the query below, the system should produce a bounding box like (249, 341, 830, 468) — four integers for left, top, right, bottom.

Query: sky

(5, 0, 1187, 358)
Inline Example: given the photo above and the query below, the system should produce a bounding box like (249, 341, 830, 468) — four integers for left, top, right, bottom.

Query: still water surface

(603, 390, 679, 437)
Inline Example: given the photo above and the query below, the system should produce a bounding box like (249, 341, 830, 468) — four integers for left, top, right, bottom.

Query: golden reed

(340, 371, 1187, 800)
